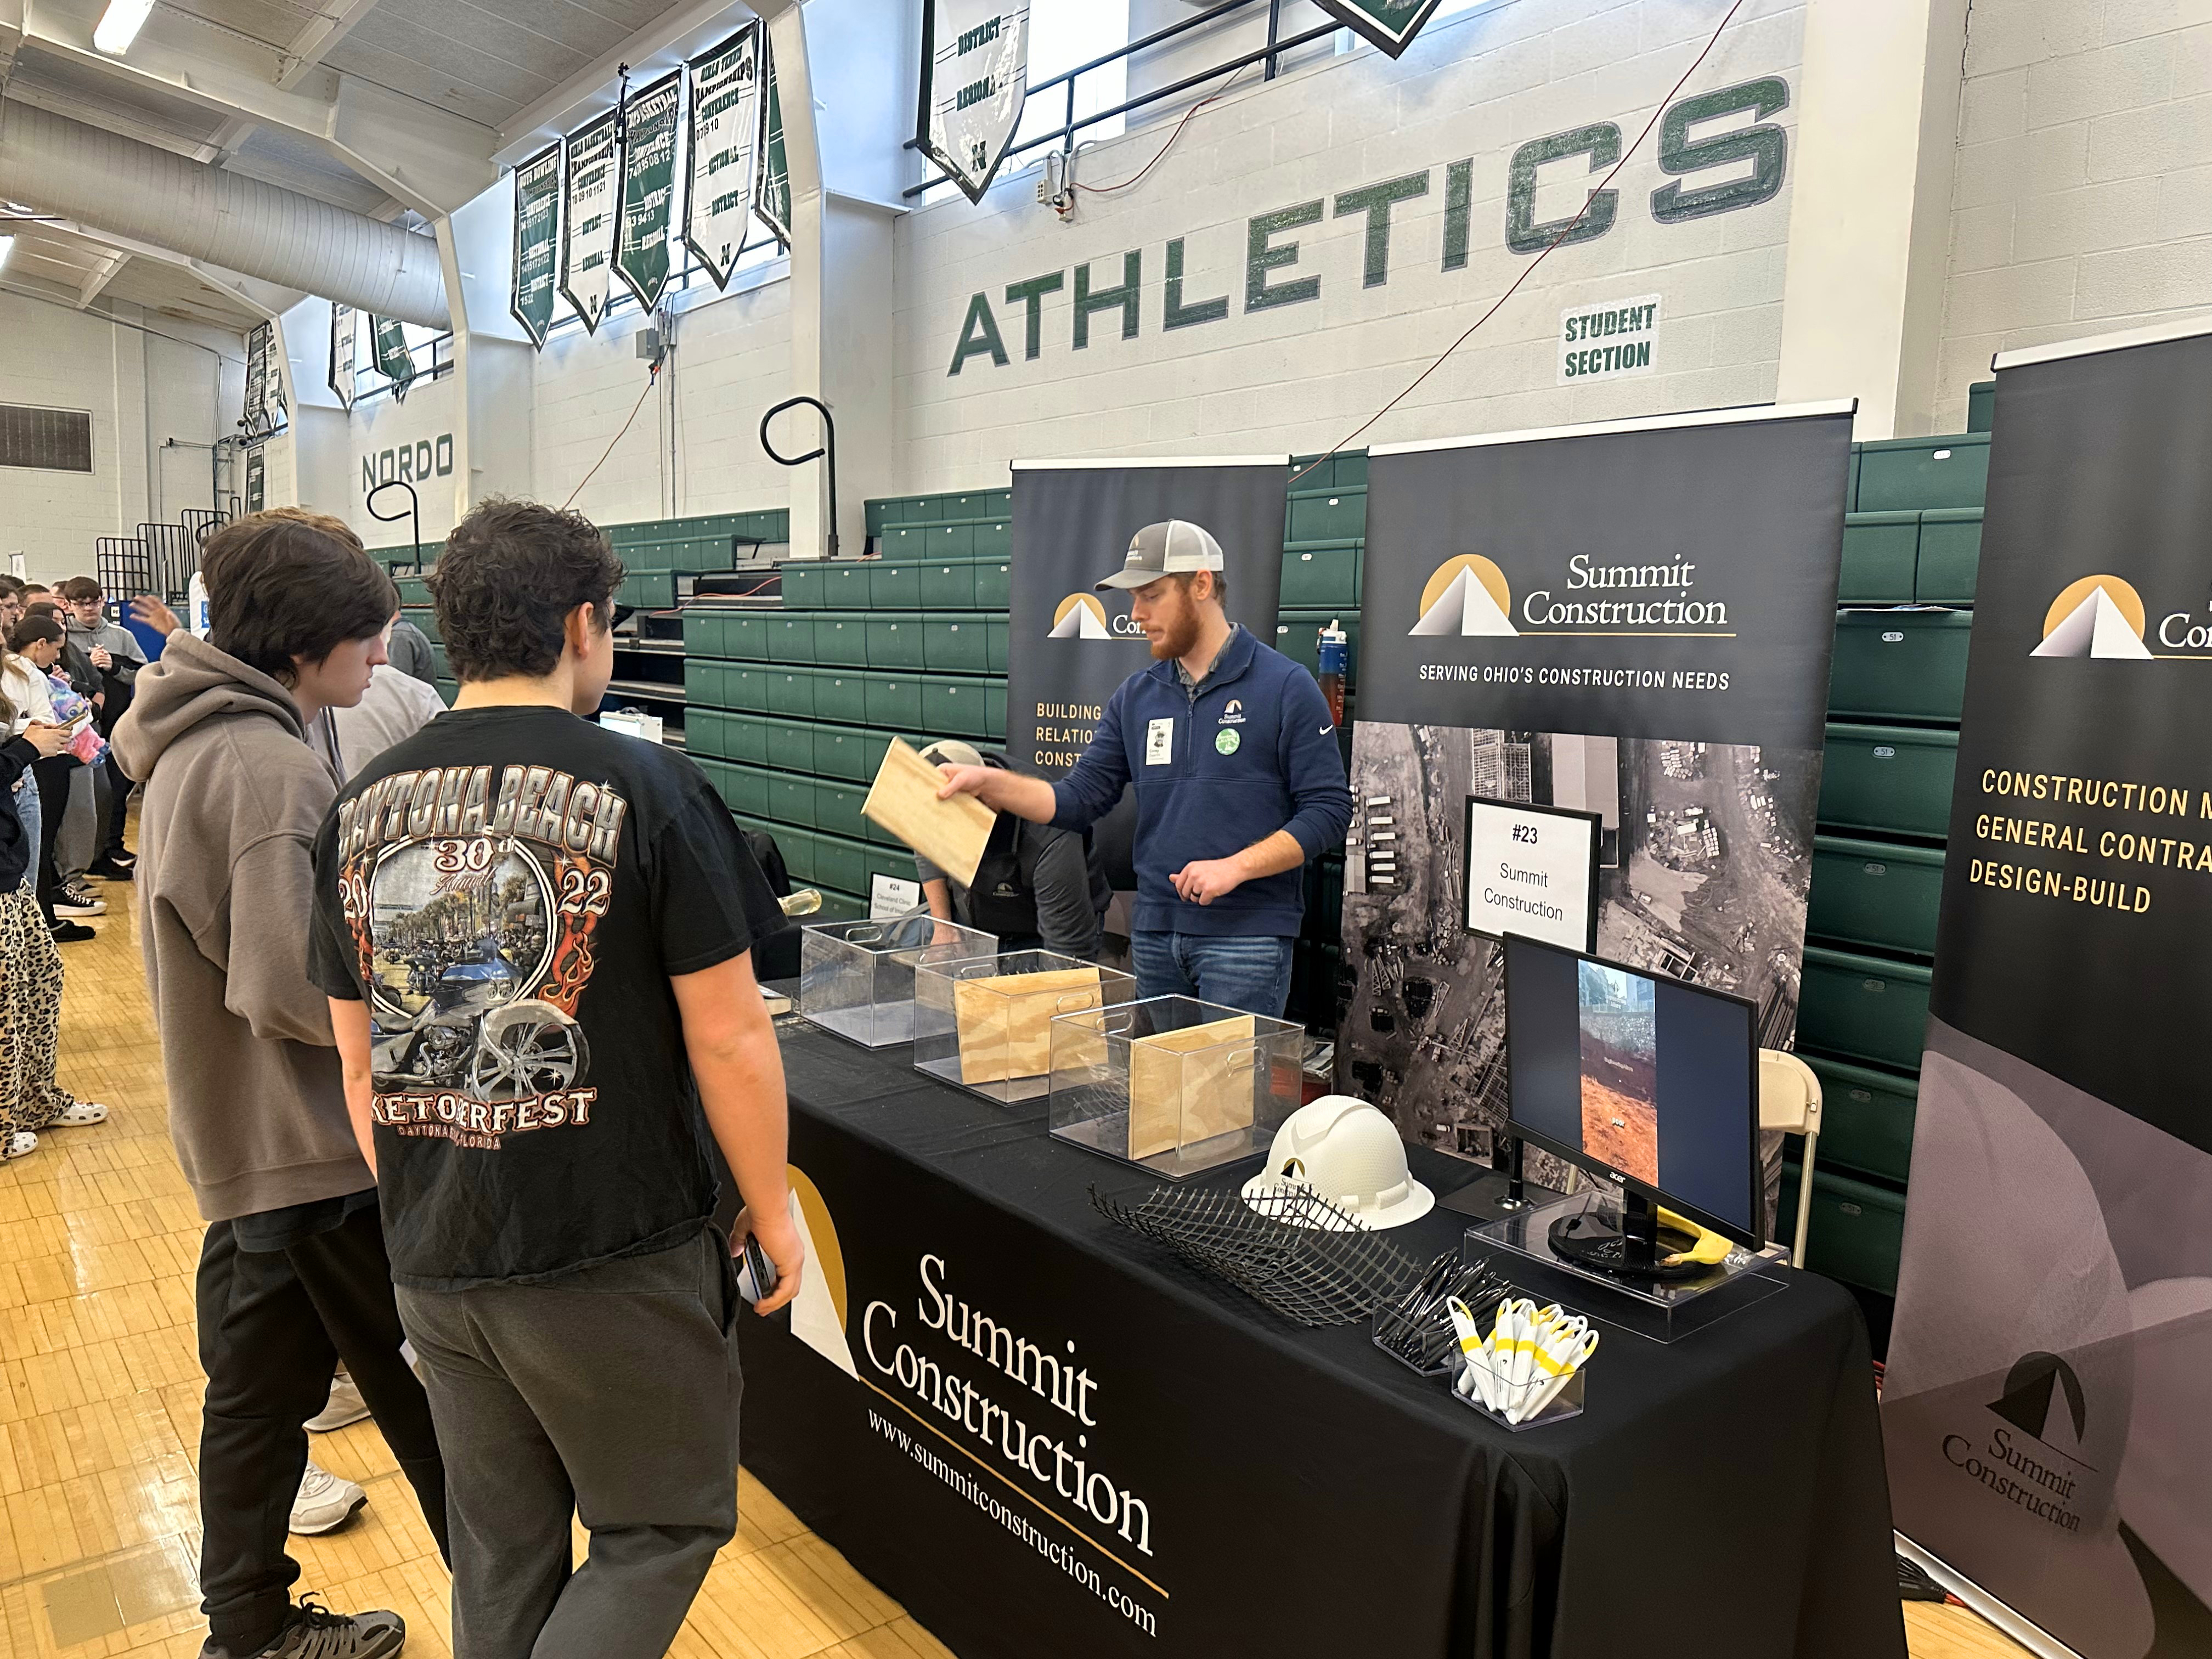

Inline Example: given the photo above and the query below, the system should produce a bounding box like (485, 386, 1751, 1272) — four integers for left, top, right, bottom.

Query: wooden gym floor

(1, 878, 2024, 1658)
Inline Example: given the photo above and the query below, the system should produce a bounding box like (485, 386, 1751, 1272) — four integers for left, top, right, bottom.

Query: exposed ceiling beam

(274, 0, 381, 91)
(194, 112, 256, 165)
(2, 78, 212, 158)
(76, 245, 126, 306)
(493, 0, 753, 167)
(16, 0, 498, 216)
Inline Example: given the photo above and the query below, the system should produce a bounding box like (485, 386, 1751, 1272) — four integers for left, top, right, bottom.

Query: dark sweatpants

(397, 1228, 743, 1659)
(196, 1201, 451, 1652)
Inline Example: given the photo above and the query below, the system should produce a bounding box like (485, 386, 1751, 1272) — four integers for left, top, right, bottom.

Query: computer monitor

(1502, 935, 1763, 1264)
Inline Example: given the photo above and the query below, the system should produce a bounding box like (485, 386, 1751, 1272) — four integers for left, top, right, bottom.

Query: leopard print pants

(0, 884, 77, 1138)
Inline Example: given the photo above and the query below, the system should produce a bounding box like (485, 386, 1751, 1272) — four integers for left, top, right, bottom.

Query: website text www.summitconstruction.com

(869, 1408, 1159, 1638)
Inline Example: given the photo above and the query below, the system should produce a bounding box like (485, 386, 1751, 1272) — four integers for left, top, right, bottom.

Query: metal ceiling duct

(0, 99, 449, 328)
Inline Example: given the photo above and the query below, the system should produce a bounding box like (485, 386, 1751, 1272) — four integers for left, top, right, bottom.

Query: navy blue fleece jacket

(1050, 625, 1353, 938)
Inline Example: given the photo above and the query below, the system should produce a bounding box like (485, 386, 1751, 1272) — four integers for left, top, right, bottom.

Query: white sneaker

(47, 1101, 108, 1127)
(306, 1374, 371, 1433)
(289, 1461, 366, 1535)
(1, 1131, 35, 1160)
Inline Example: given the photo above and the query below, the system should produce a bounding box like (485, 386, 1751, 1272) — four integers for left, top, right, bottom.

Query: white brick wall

(1935, 0, 2212, 425)
(0, 295, 232, 584)
(894, 0, 1806, 494)
(529, 272, 793, 531)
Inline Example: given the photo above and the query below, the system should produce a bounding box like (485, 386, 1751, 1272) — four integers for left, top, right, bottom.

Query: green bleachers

(1827, 610, 1970, 724)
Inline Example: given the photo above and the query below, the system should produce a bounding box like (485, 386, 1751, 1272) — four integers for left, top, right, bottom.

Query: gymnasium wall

(1933, 0, 2212, 427)
(0, 293, 238, 583)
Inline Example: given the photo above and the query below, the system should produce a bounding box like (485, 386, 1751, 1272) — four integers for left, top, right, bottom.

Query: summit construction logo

(2033, 575, 2152, 660)
(1049, 594, 1112, 639)
(1410, 556, 1517, 637)
(1938, 1351, 2093, 1536)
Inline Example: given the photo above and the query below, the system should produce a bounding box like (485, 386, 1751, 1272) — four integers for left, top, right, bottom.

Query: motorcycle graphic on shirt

(332, 763, 629, 1147)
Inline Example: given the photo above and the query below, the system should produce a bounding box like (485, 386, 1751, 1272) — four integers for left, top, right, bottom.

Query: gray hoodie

(110, 633, 370, 1222)
(63, 616, 147, 681)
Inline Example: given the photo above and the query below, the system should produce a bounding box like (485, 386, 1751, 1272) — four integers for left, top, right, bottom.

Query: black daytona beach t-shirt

(308, 705, 786, 1289)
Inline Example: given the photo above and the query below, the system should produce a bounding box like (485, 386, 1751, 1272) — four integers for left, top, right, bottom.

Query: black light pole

(759, 395, 840, 558)
(366, 479, 422, 571)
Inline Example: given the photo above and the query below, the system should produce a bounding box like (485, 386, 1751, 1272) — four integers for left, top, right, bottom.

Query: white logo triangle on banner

(1410, 567, 1519, 637)
(2032, 588, 2153, 659)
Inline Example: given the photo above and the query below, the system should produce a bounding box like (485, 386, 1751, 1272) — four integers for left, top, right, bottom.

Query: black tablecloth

(733, 1022, 1905, 1659)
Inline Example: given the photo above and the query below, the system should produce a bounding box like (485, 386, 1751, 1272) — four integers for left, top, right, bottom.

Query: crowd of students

(57, 498, 803, 1659)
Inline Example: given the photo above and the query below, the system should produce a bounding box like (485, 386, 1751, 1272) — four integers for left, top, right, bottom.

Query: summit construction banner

(1883, 327, 2212, 1658)
(1006, 458, 1289, 880)
(1338, 404, 1852, 1185)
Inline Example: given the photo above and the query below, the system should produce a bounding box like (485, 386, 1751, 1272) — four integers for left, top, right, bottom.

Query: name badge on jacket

(1145, 718, 1174, 766)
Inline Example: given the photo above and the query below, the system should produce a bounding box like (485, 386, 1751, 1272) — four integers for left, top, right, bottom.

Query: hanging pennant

(260, 324, 288, 431)
(916, 1, 1030, 205)
(684, 24, 761, 289)
(756, 30, 792, 247)
(614, 71, 683, 313)
(329, 304, 359, 409)
(373, 315, 416, 402)
(560, 108, 620, 334)
(244, 447, 266, 513)
(244, 323, 270, 431)
(1313, 0, 1448, 59)
(510, 143, 562, 347)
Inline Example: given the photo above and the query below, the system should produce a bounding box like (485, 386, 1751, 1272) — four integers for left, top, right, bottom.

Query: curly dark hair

(430, 498, 624, 682)
(202, 512, 397, 684)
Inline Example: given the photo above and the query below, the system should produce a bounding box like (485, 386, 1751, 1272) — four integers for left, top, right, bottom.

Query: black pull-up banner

(1883, 326, 2212, 1659)
(1006, 458, 1290, 882)
(1339, 403, 1853, 1169)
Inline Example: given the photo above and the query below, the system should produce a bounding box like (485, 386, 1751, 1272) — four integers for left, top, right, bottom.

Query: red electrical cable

(1288, 0, 1750, 488)
(1073, 64, 1252, 196)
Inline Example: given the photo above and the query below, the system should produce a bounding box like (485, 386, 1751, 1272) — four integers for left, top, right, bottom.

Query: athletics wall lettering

(947, 77, 1788, 375)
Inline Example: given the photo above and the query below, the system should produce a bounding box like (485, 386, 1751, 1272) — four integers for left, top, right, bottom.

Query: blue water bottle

(1316, 619, 1348, 727)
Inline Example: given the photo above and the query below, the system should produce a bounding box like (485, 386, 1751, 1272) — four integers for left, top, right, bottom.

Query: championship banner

(329, 304, 359, 409)
(371, 315, 416, 395)
(1314, 0, 1448, 58)
(684, 25, 761, 289)
(510, 143, 561, 347)
(1339, 404, 1852, 1177)
(244, 447, 266, 513)
(1882, 327, 2212, 1658)
(1007, 458, 1289, 883)
(259, 323, 287, 430)
(917, 1, 1029, 204)
(614, 71, 682, 313)
(560, 109, 619, 334)
(244, 323, 271, 430)
(756, 33, 792, 247)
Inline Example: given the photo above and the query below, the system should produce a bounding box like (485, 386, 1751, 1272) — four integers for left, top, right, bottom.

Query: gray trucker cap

(1094, 520, 1226, 591)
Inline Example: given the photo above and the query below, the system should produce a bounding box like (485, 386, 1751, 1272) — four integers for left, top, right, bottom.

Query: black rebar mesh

(1093, 1182, 1426, 1327)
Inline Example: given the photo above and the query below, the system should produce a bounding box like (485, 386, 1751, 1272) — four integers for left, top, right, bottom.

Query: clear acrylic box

(1047, 996, 1304, 1178)
(1447, 1344, 1587, 1431)
(912, 950, 1136, 1104)
(797, 916, 997, 1048)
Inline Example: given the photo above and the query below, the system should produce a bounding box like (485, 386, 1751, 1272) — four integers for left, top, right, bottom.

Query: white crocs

(48, 1102, 109, 1127)
(2, 1131, 36, 1160)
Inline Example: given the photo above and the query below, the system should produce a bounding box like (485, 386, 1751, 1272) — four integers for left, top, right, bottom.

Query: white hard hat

(1241, 1096, 1435, 1231)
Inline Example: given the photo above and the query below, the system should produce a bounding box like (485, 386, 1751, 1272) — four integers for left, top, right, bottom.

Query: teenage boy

(308, 496, 803, 1659)
(112, 513, 450, 1659)
(60, 575, 146, 876)
(938, 520, 1353, 1018)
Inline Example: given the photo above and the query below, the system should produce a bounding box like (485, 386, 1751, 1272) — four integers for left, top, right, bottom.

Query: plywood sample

(862, 737, 996, 887)
(953, 966, 1104, 1085)
(1128, 1014, 1258, 1160)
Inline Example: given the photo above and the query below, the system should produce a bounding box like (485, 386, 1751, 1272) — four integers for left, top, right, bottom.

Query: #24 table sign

(1463, 799, 1600, 952)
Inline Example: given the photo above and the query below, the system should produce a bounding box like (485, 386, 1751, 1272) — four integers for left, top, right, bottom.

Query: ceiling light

(93, 0, 157, 55)
(0, 236, 14, 274)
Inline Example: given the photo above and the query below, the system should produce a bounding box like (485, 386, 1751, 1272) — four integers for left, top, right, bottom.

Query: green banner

(616, 71, 682, 313)
(245, 447, 266, 512)
(684, 24, 761, 289)
(329, 304, 359, 409)
(560, 109, 620, 334)
(757, 33, 792, 248)
(511, 143, 562, 347)
(1313, 0, 1446, 58)
(373, 314, 416, 395)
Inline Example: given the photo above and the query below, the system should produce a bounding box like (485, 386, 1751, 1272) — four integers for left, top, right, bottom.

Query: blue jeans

(1129, 930, 1295, 1020)
(12, 775, 38, 895)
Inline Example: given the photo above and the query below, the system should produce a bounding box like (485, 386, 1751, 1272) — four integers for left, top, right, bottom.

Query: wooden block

(860, 738, 994, 887)
(1127, 1015, 1258, 1160)
(952, 968, 1103, 1085)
